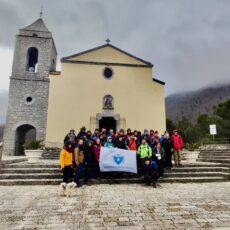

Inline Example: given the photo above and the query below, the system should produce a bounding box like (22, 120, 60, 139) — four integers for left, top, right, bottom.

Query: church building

(3, 18, 166, 155)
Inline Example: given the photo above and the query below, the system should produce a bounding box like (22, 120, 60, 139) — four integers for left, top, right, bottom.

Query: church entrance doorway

(99, 117, 116, 132)
(15, 124, 36, 155)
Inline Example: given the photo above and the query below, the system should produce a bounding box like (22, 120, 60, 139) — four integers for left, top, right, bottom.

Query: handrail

(202, 138, 230, 145)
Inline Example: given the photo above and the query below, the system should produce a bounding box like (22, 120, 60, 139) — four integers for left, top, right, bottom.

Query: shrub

(184, 142, 200, 151)
(23, 140, 44, 150)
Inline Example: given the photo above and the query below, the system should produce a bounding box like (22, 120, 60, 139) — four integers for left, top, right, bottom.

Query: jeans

(74, 164, 84, 185)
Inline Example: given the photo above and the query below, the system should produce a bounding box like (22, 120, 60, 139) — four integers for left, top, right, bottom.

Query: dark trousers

(157, 160, 164, 177)
(144, 170, 159, 185)
(165, 153, 172, 168)
(94, 161, 101, 178)
(74, 164, 84, 185)
(84, 163, 93, 182)
(62, 166, 73, 183)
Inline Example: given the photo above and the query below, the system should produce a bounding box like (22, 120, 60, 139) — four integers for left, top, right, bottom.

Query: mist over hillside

(166, 84, 230, 123)
(0, 91, 8, 125)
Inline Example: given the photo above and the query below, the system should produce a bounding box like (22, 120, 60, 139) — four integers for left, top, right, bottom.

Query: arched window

(26, 47, 38, 72)
(103, 95, 114, 109)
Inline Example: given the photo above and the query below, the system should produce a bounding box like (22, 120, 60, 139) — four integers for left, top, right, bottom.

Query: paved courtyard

(0, 183, 230, 230)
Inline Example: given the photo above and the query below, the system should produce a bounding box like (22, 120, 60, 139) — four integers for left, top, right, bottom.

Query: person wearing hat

(76, 126, 87, 140)
(171, 129, 184, 166)
(142, 157, 159, 187)
(63, 129, 77, 144)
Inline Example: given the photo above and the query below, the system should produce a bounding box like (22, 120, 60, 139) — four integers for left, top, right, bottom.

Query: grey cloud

(0, 0, 230, 95)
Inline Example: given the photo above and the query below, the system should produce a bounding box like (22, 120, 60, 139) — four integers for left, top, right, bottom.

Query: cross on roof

(105, 38, 111, 44)
(40, 7, 43, 18)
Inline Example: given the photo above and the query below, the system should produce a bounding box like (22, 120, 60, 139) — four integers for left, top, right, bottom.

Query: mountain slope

(166, 84, 230, 123)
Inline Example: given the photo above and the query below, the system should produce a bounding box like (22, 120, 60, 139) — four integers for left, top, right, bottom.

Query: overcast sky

(0, 0, 230, 96)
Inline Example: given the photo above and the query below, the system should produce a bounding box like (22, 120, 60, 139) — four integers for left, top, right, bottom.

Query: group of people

(59, 126, 184, 187)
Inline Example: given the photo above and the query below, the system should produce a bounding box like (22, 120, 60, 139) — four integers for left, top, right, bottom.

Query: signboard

(99, 147, 137, 174)
(209, 124, 217, 135)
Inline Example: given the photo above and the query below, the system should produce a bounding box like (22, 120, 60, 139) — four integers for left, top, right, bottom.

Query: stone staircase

(0, 161, 229, 185)
(197, 148, 230, 164)
(0, 146, 229, 185)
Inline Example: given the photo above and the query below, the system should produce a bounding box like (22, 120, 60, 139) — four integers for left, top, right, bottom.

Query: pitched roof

(21, 18, 50, 33)
(61, 43, 153, 67)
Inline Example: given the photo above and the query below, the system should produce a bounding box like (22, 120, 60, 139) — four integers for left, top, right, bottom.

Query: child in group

(143, 157, 160, 187)
(59, 141, 73, 183)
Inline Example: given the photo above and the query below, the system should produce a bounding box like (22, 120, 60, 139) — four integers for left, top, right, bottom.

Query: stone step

(175, 163, 230, 167)
(199, 153, 230, 157)
(2, 162, 228, 169)
(197, 159, 230, 164)
(0, 176, 228, 185)
(0, 158, 27, 166)
(171, 167, 229, 173)
(1, 170, 228, 180)
(1, 164, 59, 168)
(42, 156, 59, 160)
(163, 172, 229, 178)
(0, 173, 62, 179)
(0, 168, 61, 174)
(159, 177, 228, 183)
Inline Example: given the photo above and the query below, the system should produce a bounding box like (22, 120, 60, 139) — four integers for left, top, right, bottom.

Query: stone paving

(0, 183, 230, 230)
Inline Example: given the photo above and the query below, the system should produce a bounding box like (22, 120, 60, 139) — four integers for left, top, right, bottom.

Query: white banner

(99, 147, 137, 173)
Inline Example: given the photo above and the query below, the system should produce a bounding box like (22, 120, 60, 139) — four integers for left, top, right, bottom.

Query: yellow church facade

(45, 44, 166, 147)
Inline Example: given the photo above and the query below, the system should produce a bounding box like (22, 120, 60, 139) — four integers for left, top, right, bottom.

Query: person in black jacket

(116, 136, 128, 149)
(83, 140, 95, 184)
(64, 129, 77, 144)
(161, 132, 173, 169)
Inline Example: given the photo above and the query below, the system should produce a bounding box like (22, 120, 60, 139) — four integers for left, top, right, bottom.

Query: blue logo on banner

(113, 154, 124, 165)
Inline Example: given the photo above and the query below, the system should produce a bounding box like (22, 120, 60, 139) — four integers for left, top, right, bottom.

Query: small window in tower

(24, 95, 35, 105)
(26, 47, 38, 72)
(32, 33, 38, 37)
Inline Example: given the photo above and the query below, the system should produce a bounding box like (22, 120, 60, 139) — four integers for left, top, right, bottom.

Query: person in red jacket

(171, 129, 184, 166)
(93, 138, 101, 179)
(128, 133, 138, 151)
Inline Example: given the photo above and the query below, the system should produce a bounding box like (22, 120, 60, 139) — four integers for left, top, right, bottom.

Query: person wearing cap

(59, 141, 74, 183)
(92, 129, 100, 141)
(108, 129, 116, 144)
(171, 129, 184, 166)
(142, 157, 159, 187)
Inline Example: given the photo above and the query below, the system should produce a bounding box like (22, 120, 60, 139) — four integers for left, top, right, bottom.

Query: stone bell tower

(3, 18, 57, 155)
